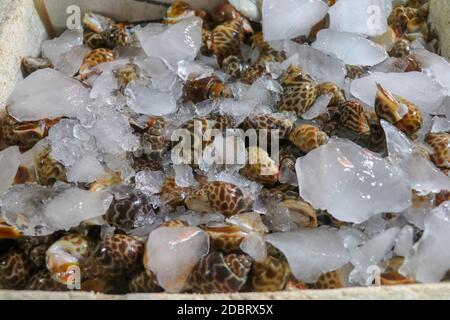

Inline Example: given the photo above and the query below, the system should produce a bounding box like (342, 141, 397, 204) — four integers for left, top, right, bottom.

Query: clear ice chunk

(1, 184, 112, 236)
(262, 0, 328, 41)
(145, 226, 210, 292)
(400, 202, 450, 283)
(0, 146, 21, 195)
(412, 49, 450, 95)
(302, 93, 333, 120)
(66, 155, 105, 183)
(125, 80, 177, 116)
(382, 120, 450, 195)
(296, 138, 412, 223)
(431, 117, 450, 133)
(349, 227, 400, 285)
(55, 46, 90, 77)
(136, 17, 203, 70)
(266, 227, 351, 283)
(394, 225, 414, 257)
(135, 170, 165, 195)
(329, 0, 390, 36)
(240, 232, 267, 263)
(41, 29, 83, 64)
(7, 68, 91, 121)
(312, 30, 388, 66)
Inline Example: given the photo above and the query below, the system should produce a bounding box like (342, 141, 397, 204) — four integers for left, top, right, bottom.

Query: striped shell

(241, 114, 293, 140)
(0, 250, 31, 289)
(203, 223, 247, 253)
(129, 271, 162, 293)
(340, 100, 371, 136)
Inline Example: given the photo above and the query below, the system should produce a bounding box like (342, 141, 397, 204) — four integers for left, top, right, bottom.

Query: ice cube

(42, 187, 113, 231)
(0, 147, 21, 195)
(262, 0, 328, 41)
(41, 29, 83, 64)
(412, 49, 450, 95)
(349, 227, 400, 285)
(296, 138, 412, 223)
(382, 120, 450, 195)
(135, 170, 165, 195)
(431, 117, 450, 133)
(400, 202, 450, 283)
(302, 93, 333, 120)
(145, 226, 210, 292)
(55, 46, 90, 77)
(7, 69, 91, 121)
(90, 60, 128, 99)
(1, 184, 112, 236)
(219, 99, 258, 125)
(66, 155, 105, 183)
(136, 17, 203, 70)
(240, 232, 267, 263)
(329, 0, 390, 36)
(394, 225, 414, 257)
(285, 43, 347, 87)
(266, 227, 351, 283)
(312, 30, 388, 66)
(177, 60, 214, 81)
(125, 80, 177, 116)
(174, 164, 198, 188)
(350, 72, 445, 113)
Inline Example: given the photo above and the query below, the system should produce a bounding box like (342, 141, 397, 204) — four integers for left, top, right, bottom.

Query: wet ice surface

(431, 117, 450, 133)
(41, 29, 84, 65)
(240, 232, 267, 263)
(136, 17, 202, 70)
(296, 138, 412, 223)
(66, 155, 105, 183)
(312, 30, 388, 66)
(382, 121, 450, 195)
(145, 226, 209, 292)
(135, 170, 165, 195)
(0, 147, 20, 195)
(1, 184, 112, 236)
(412, 49, 450, 95)
(400, 202, 450, 283)
(7, 69, 91, 121)
(262, 0, 328, 41)
(267, 227, 350, 283)
(349, 227, 400, 285)
(329, 0, 390, 36)
(351, 71, 445, 113)
(125, 80, 178, 116)
(302, 93, 333, 120)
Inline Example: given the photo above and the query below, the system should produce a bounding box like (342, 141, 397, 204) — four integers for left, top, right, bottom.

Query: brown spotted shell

(78, 48, 116, 79)
(25, 270, 68, 291)
(183, 76, 232, 103)
(241, 114, 293, 140)
(22, 57, 53, 75)
(289, 124, 329, 153)
(189, 252, 252, 293)
(104, 190, 155, 232)
(0, 112, 46, 152)
(34, 147, 67, 186)
(316, 82, 346, 106)
(160, 177, 193, 209)
(114, 63, 140, 89)
(425, 133, 450, 169)
(185, 181, 253, 217)
(239, 147, 279, 186)
(375, 83, 423, 137)
(203, 223, 247, 253)
(312, 268, 349, 289)
(240, 64, 266, 84)
(208, 19, 245, 65)
(85, 234, 144, 279)
(279, 199, 318, 228)
(222, 55, 243, 78)
(278, 65, 318, 116)
(129, 270, 162, 293)
(0, 250, 31, 289)
(18, 234, 59, 268)
(89, 171, 123, 192)
(340, 100, 371, 136)
(388, 39, 411, 58)
(258, 48, 287, 64)
(247, 256, 290, 292)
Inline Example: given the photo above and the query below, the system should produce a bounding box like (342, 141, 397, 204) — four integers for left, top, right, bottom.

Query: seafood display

(1, 0, 450, 295)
